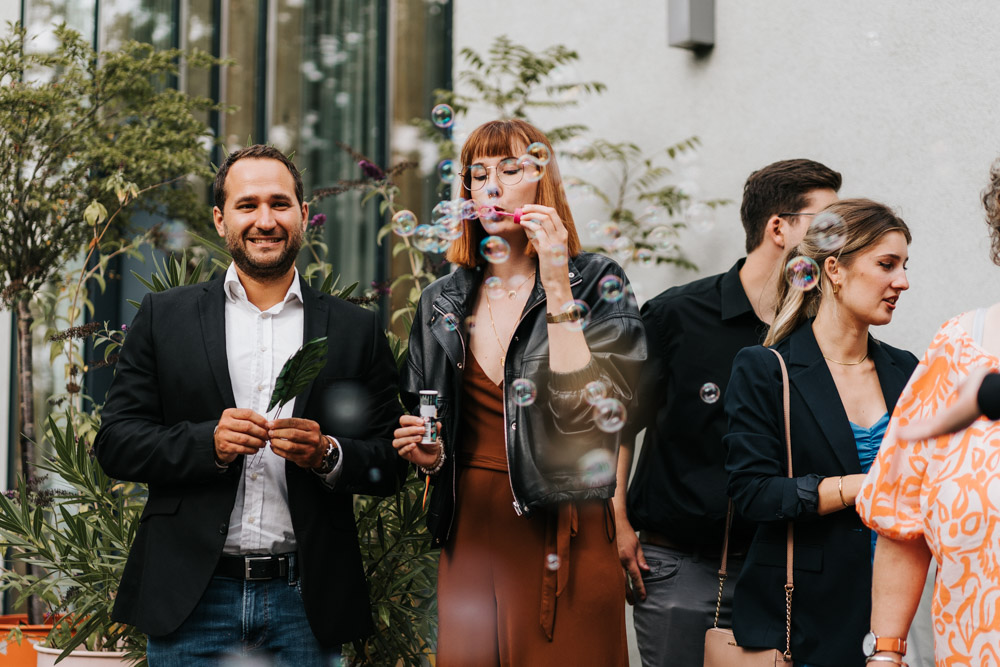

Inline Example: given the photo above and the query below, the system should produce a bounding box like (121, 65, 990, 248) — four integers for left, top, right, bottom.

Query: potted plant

(0, 410, 145, 665)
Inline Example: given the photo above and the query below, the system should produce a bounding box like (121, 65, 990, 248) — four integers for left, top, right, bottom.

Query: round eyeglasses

(462, 158, 526, 191)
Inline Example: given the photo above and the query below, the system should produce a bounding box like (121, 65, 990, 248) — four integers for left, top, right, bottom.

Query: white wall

(454, 0, 1000, 353)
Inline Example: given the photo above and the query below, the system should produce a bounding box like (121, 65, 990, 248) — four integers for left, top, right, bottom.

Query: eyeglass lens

(465, 158, 525, 190)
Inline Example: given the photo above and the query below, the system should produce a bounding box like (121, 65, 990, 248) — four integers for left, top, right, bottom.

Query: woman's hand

(518, 204, 572, 298)
(392, 414, 443, 468)
(896, 366, 991, 441)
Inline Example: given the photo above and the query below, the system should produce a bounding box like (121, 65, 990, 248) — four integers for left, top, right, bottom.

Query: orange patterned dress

(857, 314, 1000, 666)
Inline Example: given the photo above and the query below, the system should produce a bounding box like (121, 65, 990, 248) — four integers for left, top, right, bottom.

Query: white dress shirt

(221, 264, 341, 555)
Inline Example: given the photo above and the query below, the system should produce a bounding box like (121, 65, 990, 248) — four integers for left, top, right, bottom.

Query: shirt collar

(223, 263, 303, 309)
(719, 257, 756, 321)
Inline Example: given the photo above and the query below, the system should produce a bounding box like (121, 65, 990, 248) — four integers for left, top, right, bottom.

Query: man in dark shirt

(614, 159, 842, 666)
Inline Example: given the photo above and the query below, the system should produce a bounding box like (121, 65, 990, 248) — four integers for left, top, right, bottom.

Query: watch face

(862, 631, 877, 656)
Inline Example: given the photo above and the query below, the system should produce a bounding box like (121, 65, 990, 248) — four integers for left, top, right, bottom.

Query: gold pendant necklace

(483, 272, 535, 367)
(485, 296, 507, 367)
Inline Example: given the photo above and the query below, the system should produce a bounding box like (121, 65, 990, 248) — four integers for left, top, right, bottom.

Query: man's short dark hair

(740, 159, 842, 254)
(213, 145, 304, 210)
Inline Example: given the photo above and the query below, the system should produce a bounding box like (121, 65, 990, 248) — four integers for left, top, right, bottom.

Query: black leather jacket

(401, 252, 646, 546)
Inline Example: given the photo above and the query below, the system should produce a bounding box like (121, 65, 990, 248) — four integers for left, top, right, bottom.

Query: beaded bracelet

(417, 441, 446, 476)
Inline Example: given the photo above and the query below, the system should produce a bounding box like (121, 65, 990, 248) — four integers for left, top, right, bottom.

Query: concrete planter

(34, 645, 129, 666)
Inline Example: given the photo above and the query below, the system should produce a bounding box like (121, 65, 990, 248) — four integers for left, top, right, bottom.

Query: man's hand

(616, 515, 649, 604)
(215, 408, 269, 463)
(268, 417, 327, 469)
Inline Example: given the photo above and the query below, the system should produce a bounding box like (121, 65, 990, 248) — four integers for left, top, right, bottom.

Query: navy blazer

(95, 276, 406, 647)
(723, 321, 917, 666)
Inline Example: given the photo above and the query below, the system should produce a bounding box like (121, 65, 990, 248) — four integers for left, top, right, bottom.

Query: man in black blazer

(95, 145, 404, 665)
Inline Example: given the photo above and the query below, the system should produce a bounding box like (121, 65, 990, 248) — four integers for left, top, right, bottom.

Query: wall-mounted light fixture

(668, 0, 715, 51)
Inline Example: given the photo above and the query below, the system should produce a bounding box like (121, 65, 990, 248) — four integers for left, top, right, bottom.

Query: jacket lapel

(198, 279, 237, 408)
(870, 338, 907, 415)
(786, 323, 861, 473)
(292, 277, 329, 419)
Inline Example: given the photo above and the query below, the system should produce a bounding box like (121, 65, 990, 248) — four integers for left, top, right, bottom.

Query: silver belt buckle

(244, 556, 273, 581)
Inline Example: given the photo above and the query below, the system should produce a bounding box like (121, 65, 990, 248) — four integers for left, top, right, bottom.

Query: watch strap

(873, 636, 906, 654)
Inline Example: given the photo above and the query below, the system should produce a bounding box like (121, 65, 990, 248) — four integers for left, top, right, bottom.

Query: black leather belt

(215, 554, 292, 581)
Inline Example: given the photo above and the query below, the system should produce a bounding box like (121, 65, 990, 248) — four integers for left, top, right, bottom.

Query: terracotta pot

(0, 613, 53, 666)
(33, 645, 128, 666)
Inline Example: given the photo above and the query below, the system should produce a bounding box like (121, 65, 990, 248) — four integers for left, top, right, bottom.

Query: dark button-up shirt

(625, 259, 765, 552)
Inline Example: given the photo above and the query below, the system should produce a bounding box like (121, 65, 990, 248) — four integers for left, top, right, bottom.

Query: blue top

(851, 412, 890, 564)
(851, 412, 890, 474)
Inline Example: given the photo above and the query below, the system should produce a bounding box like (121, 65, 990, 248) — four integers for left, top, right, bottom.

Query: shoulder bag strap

(768, 347, 794, 660)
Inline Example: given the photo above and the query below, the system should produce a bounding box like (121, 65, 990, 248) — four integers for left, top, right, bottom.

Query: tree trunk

(15, 297, 35, 487)
(14, 296, 45, 625)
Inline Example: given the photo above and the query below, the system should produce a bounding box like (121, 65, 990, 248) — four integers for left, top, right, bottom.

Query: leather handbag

(704, 348, 794, 667)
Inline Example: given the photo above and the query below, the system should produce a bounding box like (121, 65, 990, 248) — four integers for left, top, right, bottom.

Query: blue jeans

(146, 558, 341, 667)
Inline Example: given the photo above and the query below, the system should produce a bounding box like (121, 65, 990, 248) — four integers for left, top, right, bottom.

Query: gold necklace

(823, 352, 869, 366)
(485, 296, 508, 367)
(483, 272, 533, 367)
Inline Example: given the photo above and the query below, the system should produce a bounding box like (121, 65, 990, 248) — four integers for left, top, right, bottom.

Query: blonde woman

(724, 199, 918, 666)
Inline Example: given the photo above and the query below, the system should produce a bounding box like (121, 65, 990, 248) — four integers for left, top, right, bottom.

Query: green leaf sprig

(267, 337, 328, 413)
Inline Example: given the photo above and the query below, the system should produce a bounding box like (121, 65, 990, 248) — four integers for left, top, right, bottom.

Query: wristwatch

(314, 436, 341, 475)
(863, 631, 906, 657)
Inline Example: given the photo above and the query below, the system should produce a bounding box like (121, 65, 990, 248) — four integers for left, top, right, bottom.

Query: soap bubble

(546, 553, 561, 571)
(558, 299, 591, 331)
(587, 219, 601, 234)
(686, 202, 715, 234)
(485, 276, 506, 300)
(368, 467, 382, 483)
(642, 205, 667, 225)
(438, 159, 457, 183)
(550, 244, 568, 266)
(785, 255, 820, 291)
(480, 236, 511, 264)
(597, 222, 621, 243)
(432, 200, 456, 218)
(599, 275, 624, 302)
(699, 382, 720, 404)
(511, 378, 537, 406)
(609, 237, 634, 262)
(648, 225, 674, 250)
(636, 248, 654, 266)
(438, 216, 464, 241)
(520, 155, 546, 183)
(391, 210, 417, 237)
(412, 225, 438, 253)
(442, 313, 460, 332)
(465, 315, 477, 332)
(460, 199, 478, 220)
(593, 397, 626, 433)
(431, 104, 454, 128)
(810, 211, 847, 252)
(584, 380, 608, 406)
(526, 141, 551, 165)
(478, 204, 503, 223)
(579, 448, 616, 486)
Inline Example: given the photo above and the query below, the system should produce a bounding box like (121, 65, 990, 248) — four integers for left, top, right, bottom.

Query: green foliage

(267, 337, 329, 413)
(414, 35, 605, 158)
(0, 413, 147, 665)
(345, 473, 438, 666)
(128, 247, 218, 307)
(0, 21, 222, 307)
(566, 136, 724, 271)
